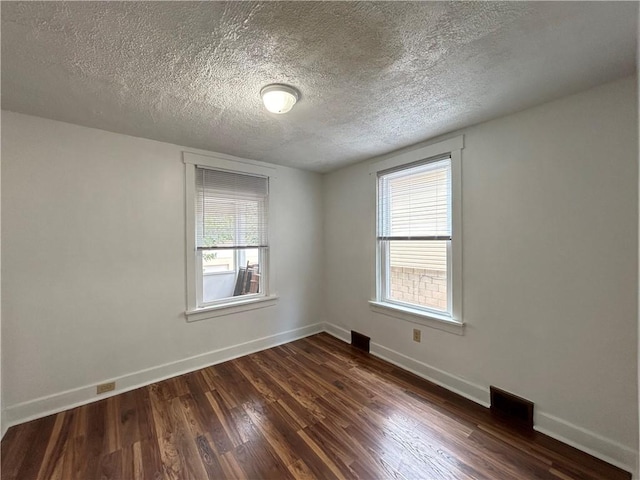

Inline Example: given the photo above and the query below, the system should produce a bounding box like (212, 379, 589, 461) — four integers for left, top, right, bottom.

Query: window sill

(369, 300, 464, 335)
(186, 295, 278, 322)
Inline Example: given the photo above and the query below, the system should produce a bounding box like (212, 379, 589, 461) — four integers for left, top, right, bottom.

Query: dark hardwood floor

(1, 333, 631, 479)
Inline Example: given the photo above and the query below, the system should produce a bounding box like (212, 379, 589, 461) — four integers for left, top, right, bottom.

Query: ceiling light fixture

(260, 84, 299, 114)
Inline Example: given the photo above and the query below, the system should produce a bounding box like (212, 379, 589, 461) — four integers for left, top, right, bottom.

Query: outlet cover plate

(97, 382, 116, 395)
(413, 329, 421, 342)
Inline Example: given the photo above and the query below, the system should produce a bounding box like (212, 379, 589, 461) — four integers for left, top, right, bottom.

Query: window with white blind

(195, 167, 268, 306)
(371, 136, 463, 332)
(184, 152, 277, 320)
(378, 156, 452, 313)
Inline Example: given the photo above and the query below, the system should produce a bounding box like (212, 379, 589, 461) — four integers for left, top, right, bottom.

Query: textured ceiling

(1, 2, 638, 172)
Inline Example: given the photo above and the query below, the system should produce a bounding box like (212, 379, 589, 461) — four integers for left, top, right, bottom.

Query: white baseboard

(3, 322, 323, 431)
(323, 321, 488, 406)
(324, 321, 636, 475)
(369, 341, 490, 408)
(1, 410, 6, 439)
(535, 412, 637, 475)
(323, 321, 351, 343)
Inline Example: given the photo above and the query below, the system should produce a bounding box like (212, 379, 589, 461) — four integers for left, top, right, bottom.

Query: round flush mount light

(260, 84, 299, 114)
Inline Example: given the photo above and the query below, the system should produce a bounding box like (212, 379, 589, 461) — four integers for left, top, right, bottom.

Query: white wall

(324, 76, 639, 471)
(1, 106, 3, 437)
(637, 16, 640, 477)
(1, 111, 324, 424)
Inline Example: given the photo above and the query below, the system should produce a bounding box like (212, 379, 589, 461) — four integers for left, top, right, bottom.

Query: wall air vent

(350, 331, 370, 353)
(490, 385, 534, 429)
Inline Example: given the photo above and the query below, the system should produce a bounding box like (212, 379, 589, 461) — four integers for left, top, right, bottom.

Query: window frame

(378, 156, 452, 315)
(184, 152, 278, 322)
(369, 135, 464, 335)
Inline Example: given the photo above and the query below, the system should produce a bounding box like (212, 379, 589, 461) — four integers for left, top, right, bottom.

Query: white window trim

(368, 300, 464, 335)
(370, 135, 464, 334)
(183, 151, 278, 321)
(186, 295, 279, 322)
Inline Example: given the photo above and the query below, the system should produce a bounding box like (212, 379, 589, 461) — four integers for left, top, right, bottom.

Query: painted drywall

(1, 111, 324, 422)
(324, 76, 639, 470)
(0, 106, 3, 438)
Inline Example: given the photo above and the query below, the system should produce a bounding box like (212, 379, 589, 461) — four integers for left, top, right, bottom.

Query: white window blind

(378, 156, 451, 241)
(195, 167, 268, 250)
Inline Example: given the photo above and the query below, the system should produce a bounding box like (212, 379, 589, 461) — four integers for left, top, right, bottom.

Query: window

(184, 153, 277, 320)
(378, 156, 451, 313)
(195, 167, 268, 306)
(371, 136, 463, 333)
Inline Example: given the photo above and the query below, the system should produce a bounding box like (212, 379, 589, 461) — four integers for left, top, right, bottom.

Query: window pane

(202, 248, 263, 305)
(244, 248, 260, 267)
(196, 168, 268, 248)
(378, 158, 451, 238)
(203, 249, 235, 274)
(387, 240, 448, 312)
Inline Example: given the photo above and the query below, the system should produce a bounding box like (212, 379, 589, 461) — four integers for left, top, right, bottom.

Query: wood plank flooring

(1, 333, 631, 479)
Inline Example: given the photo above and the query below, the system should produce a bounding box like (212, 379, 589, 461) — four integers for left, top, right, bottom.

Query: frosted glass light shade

(260, 84, 299, 114)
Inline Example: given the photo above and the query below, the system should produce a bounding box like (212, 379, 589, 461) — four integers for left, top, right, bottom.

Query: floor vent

(490, 386, 534, 429)
(350, 331, 370, 353)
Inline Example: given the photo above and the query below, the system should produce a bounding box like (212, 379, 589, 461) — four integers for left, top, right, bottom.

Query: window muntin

(195, 167, 268, 308)
(378, 156, 452, 315)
